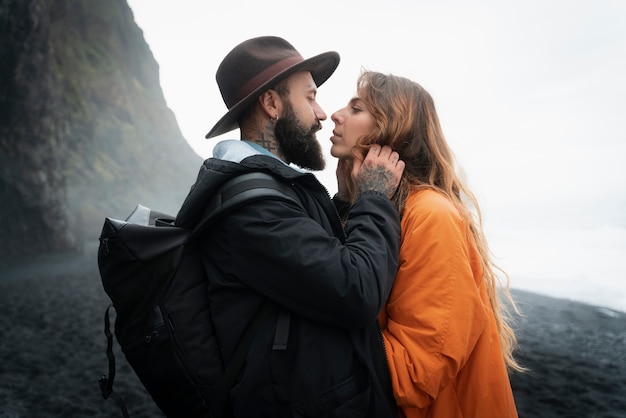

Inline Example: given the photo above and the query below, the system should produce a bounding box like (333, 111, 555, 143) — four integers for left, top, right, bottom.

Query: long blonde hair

(348, 70, 524, 371)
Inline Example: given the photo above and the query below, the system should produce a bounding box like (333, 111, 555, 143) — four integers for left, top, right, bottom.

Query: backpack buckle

(99, 375, 112, 399)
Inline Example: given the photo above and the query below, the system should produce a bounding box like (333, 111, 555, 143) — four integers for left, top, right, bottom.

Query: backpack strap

(193, 171, 297, 417)
(211, 299, 275, 418)
(191, 171, 300, 239)
(99, 305, 130, 418)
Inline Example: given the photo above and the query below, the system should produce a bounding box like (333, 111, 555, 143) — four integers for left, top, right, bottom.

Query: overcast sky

(126, 0, 626, 311)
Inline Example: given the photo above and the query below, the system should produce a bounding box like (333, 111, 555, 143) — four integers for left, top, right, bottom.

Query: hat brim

(205, 51, 340, 139)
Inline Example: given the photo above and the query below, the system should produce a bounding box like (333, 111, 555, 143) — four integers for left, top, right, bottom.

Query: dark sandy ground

(1, 242, 625, 418)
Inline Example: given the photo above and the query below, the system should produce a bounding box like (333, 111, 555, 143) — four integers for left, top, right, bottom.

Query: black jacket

(176, 141, 400, 417)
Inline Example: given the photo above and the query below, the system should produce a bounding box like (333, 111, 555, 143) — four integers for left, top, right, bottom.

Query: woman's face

(330, 95, 376, 159)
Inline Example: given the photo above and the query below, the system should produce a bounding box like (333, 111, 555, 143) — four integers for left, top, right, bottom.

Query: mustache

(311, 120, 322, 133)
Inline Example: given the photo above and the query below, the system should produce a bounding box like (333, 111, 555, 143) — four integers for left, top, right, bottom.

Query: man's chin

(294, 157, 326, 171)
(307, 165, 325, 172)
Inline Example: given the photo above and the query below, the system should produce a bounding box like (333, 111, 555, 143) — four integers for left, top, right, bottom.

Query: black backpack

(97, 172, 298, 418)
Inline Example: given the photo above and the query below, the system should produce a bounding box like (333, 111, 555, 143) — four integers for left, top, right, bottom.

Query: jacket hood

(175, 140, 317, 229)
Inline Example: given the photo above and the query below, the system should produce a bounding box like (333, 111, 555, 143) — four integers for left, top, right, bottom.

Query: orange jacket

(379, 189, 518, 418)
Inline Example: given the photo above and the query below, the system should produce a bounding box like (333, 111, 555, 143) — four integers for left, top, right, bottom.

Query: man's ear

(259, 89, 282, 119)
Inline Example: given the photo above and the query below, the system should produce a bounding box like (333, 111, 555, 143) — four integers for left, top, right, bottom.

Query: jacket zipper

(378, 322, 398, 416)
(317, 179, 348, 238)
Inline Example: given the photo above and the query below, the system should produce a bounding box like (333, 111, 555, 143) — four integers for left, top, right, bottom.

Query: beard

(274, 103, 326, 171)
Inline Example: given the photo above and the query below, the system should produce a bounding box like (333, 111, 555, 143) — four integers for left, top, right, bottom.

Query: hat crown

(216, 36, 304, 109)
(205, 36, 339, 139)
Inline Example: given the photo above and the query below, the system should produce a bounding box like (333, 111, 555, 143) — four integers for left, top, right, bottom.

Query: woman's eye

(351, 106, 362, 113)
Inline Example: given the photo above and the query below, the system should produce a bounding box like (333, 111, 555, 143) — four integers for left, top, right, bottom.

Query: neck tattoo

(256, 135, 278, 154)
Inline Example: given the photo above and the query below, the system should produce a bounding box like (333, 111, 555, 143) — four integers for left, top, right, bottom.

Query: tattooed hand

(352, 145, 405, 199)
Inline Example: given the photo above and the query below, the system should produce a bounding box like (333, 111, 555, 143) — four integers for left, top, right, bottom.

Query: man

(176, 36, 404, 417)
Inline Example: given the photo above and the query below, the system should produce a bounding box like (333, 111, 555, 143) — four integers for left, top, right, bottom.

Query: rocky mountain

(0, 0, 203, 261)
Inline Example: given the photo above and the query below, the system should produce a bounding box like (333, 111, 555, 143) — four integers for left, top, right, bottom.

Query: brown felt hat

(205, 36, 340, 139)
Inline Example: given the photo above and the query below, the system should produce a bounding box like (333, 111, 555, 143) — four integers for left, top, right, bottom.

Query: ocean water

(487, 225, 626, 313)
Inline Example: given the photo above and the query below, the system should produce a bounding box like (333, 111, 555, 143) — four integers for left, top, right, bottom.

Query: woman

(330, 70, 523, 418)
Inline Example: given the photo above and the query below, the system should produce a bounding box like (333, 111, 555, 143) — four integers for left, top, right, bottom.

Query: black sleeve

(206, 191, 401, 328)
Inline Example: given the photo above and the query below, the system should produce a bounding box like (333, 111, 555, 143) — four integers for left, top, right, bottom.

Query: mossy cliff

(0, 0, 203, 261)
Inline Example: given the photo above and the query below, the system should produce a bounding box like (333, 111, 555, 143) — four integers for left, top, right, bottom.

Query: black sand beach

(1, 242, 625, 418)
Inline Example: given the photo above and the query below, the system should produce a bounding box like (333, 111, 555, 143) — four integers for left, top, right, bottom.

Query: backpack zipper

(100, 237, 109, 256)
